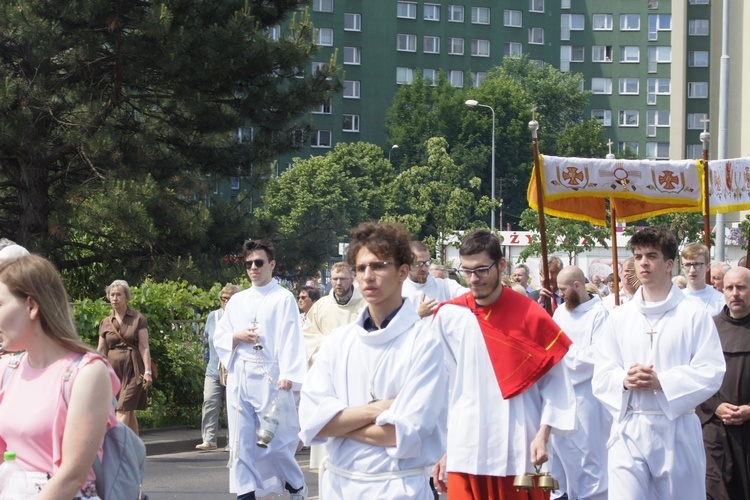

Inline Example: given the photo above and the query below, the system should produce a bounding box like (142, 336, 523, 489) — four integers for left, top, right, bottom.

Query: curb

(142, 427, 228, 456)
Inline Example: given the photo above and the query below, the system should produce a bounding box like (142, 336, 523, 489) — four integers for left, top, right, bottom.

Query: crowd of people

(1, 224, 749, 500)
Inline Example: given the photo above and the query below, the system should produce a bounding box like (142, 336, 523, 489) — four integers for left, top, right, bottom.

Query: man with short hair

(550, 266, 611, 500)
(699, 266, 750, 500)
(681, 242, 725, 316)
(214, 239, 308, 500)
(299, 222, 448, 498)
(512, 263, 534, 296)
(711, 262, 732, 292)
(429, 263, 448, 279)
(603, 257, 639, 311)
(593, 227, 726, 499)
(432, 230, 575, 498)
(297, 285, 320, 323)
(403, 240, 467, 319)
(529, 256, 564, 314)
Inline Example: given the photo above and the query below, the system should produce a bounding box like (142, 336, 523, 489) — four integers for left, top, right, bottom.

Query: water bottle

(0, 451, 34, 500)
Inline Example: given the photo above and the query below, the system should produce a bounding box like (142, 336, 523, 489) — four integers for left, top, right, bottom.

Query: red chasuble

(440, 287, 571, 400)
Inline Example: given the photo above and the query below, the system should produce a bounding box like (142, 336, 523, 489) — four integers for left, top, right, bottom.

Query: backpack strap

(1, 351, 27, 390)
(61, 354, 118, 409)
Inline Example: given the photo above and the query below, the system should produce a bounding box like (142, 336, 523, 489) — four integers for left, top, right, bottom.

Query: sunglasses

(244, 259, 266, 269)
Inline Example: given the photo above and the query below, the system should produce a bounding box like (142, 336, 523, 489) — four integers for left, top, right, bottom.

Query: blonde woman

(0, 255, 119, 499)
(97, 280, 151, 435)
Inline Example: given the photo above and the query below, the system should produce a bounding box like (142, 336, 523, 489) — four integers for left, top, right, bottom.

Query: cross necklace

(644, 311, 669, 349)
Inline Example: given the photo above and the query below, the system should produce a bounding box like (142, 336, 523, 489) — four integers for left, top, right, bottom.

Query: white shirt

(683, 285, 725, 317)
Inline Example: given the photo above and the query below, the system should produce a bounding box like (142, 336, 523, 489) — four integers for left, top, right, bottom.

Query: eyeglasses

(682, 262, 706, 269)
(220, 296, 231, 302)
(354, 261, 394, 275)
(244, 259, 265, 269)
(330, 277, 351, 282)
(413, 260, 431, 268)
(458, 261, 498, 278)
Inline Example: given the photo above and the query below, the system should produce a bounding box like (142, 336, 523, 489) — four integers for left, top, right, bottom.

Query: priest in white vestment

(402, 240, 467, 320)
(680, 242, 725, 316)
(214, 239, 308, 499)
(551, 266, 611, 500)
(592, 227, 725, 500)
(299, 222, 448, 500)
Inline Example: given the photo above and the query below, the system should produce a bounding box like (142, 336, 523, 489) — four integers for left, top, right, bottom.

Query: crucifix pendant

(646, 328, 657, 349)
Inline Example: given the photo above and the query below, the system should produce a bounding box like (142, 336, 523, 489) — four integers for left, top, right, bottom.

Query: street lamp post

(389, 144, 399, 162)
(465, 99, 496, 233)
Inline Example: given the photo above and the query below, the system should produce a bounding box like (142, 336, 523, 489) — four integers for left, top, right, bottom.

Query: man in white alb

(592, 227, 726, 499)
(214, 239, 308, 500)
(681, 242, 725, 316)
(551, 266, 611, 500)
(299, 222, 448, 499)
(402, 240, 467, 319)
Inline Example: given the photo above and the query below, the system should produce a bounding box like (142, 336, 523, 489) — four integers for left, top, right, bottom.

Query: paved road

(143, 448, 318, 500)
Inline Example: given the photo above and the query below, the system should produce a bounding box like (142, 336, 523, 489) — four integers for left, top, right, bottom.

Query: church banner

(527, 155, 705, 226)
(707, 157, 750, 214)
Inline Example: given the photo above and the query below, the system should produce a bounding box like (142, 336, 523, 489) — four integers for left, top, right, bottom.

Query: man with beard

(593, 227, 725, 499)
(431, 230, 576, 499)
(402, 240, 467, 320)
(603, 257, 639, 311)
(699, 266, 750, 500)
(550, 266, 611, 500)
(710, 262, 731, 293)
(530, 256, 564, 314)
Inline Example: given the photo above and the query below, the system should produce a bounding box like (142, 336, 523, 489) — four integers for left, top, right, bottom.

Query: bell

(553, 478, 560, 491)
(537, 473, 557, 491)
(513, 473, 535, 491)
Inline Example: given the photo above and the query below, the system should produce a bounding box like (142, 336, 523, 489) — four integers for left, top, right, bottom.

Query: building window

(343, 47, 361, 65)
(592, 14, 613, 31)
(503, 42, 523, 59)
(620, 14, 640, 31)
(529, 27, 544, 44)
(688, 113, 708, 130)
(472, 71, 487, 87)
(619, 78, 640, 95)
(529, 0, 544, 13)
(449, 5, 464, 22)
(449, 38, 464, 55)
(472, 7, 490, 24)
(342, 114, 360, 132)
(312, 62, 330, 76)
(472, 39, 490, 57)
(688, 51, 709, 67)
(424, 36, 440, 54)
(313, 0, 333, 13)
(230, 177, 240, 190)
(619, 110, 639, 127)
(268, 25, 281, 41)
(686, 144, 703, 159)
(561, 0, 571, 8)
(647, 78, 671, 104)
(619, 142, 639, 155)
(620, 46, 640, 63)
(423, 69, 438, 86)
(311, 130, 332, 148)
(504, 10, 522, 27)
(648, 0, 659, 9)
(689, 0, 710, 4)
(316, 28, 333, 46)
(647, 46, 671, 72)
(592, 46, 613, 63)
(237, 126, 253, 143)
(571, 46, 584, 62)
(646, 142, 670, 159)
(560, 45, 583, 72)
(449, 70, 464, 87)
(591, 109, 612, 127)
(592, 77, 612, 94)
(344, 13, 361, 31)
(689, 19, 709, 36)
(570, 14, 585, 30)
(397, 2, 417, 19)
(648, 14, 671, 40)
(647, 110, 670, 136)
(688, 82, 709, 98)
(397, 34, 416, 52)
(396, 67, 414, 84)
(312, 100, 332, 114)
(424, 3, 440, 21)
(343, 80, 360, 98)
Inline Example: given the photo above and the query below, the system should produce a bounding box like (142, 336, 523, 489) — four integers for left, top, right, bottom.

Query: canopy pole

(701, 121, 711, 282)
(606, 144, 621, 307)
(529, 110, 552, 313)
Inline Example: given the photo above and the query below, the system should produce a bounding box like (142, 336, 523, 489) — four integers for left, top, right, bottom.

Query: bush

(73, 279, 247, 428)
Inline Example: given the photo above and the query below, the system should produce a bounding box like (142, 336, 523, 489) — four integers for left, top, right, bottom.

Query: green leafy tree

(0, 1, 339, 284)
(256, 142, 395, 278)
(518, 209, 610, 264)
(384, 137, 495, 255)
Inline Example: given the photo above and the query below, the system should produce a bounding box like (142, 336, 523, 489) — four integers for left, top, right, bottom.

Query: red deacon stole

(440, 287, 571, 400)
